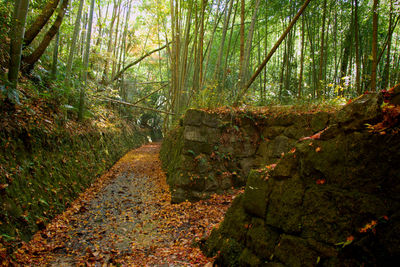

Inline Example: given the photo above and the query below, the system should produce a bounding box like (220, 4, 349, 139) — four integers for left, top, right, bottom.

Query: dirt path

(14, 143, 240, 266)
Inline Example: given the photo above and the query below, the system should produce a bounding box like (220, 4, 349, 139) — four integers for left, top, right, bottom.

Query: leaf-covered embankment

(0, 90, 148, 253)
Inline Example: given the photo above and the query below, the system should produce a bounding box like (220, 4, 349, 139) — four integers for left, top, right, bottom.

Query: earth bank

(0, 99, 148, 252)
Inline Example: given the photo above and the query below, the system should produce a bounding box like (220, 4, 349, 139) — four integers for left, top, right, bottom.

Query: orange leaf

(316, 179, 326, 185)
(315, 147, 321, 152)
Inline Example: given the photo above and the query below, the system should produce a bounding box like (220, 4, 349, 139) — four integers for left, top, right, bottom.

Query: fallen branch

(133, 83, 169, 105)
(100, 97, 175, 115)
(108, 43, 170, 84)
(234, 0, 312, 106)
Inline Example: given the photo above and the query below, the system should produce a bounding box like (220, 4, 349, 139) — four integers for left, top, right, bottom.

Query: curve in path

(14, 143, 240, 266)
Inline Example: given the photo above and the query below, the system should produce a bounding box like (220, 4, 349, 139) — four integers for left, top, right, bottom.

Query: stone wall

(201, 93, 400, 266)
(160, 107, 332, 203)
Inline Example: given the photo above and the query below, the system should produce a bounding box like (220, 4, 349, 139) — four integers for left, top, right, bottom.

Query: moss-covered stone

(183, 108, 204, 126)
(243, 170, 271, 218)
(265, 178, 305, 234)
(246, 218, 279, 260)
(274, 235, 320, 267)
(310, 111, 331, 132)
(239, 248, 262, 267)
(202, 93, 400, 266)
(301, 185, 387, 244)
(162, 108, 331, 203)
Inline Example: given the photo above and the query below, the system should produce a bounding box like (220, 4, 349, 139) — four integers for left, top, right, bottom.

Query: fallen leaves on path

(12, 143, 241, 266)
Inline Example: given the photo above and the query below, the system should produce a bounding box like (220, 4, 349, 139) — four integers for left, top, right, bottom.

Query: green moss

(216, 238, 243, 267)
(159, 127, 184, 183)
(0, 125, 146, 246)
(243, 170, 272, 218)
(239, 248, 262, 267)
(246, 218, 279, 260)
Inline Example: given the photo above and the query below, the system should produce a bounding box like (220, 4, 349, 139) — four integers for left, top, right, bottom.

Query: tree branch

(234, 0, 312, 106)
(100, 97, 175, 115)
(107, 43, 170, 84)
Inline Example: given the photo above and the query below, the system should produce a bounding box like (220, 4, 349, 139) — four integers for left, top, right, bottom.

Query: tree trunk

(298, 15, 305, 98)
(101, 0, 118, 84)
(111, 0, 122, 79)
(382, 0, 393, 90)
(8, 0, 30, 89)
(24, 0, 61, 47)
(222, 0, 238, 87)
(340, 31, 352, 96)
(198, 0, 207, 92)
(370, 0, 379, 92)
(78, 0, 95, 121)
(317, 0, 328, 98)
(202, 0, 222, 87)
(354, 0, 361, 94)
(213, 0, 233, 83)
(109, 44, 169, 84)
(305, 13, 317, 97)
(65, 0, 85, 85)
(238, 0, 245, 89)
(23, 0, 69, 71)
(242, 0, 261, 84)
(51, 31, 60, 79)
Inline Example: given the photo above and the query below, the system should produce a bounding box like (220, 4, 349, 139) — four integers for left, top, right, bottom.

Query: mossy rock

(336, 93, 382, 130)
(283, 125, 313, 139)
(239, 248, 262, 267)
(183, 109, 204, 126)
(215, 237, 243, 267)
(301, 185, 387, 245)
(265, 178, 305, 234)
(261, 126, 285, 139)
(246, 218, 279, 260)
(243, 170, 272, 218)
(274, 235, 320, 267)
(203, 195, 250, 256)
(310, 111, 331, 132)
(202, 111, 223, 128)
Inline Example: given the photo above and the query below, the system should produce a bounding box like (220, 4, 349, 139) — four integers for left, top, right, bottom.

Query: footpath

(13, 143, 240, 266)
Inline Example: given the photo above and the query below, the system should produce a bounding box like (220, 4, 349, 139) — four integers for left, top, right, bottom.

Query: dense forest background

(1, 0, 399, 129)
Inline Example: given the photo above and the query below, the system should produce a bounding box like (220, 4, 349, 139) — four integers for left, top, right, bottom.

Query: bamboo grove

(1, 0, 400, 123)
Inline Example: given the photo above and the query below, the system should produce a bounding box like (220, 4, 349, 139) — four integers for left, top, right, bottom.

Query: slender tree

(78, 0, 95, 121)
(50, 31, 60, 80)
(65, 0, 85, 85)
(371, 0, 379, 92)
(382, 0, 393, 90)
(354, 0, 361, 94)
(298, 15, 305, 98)
(8, 0, 30, 91)
(317, 0, 328, 97)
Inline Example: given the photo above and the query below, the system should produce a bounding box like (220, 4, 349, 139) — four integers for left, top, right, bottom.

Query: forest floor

(12, 143, 241, 266)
